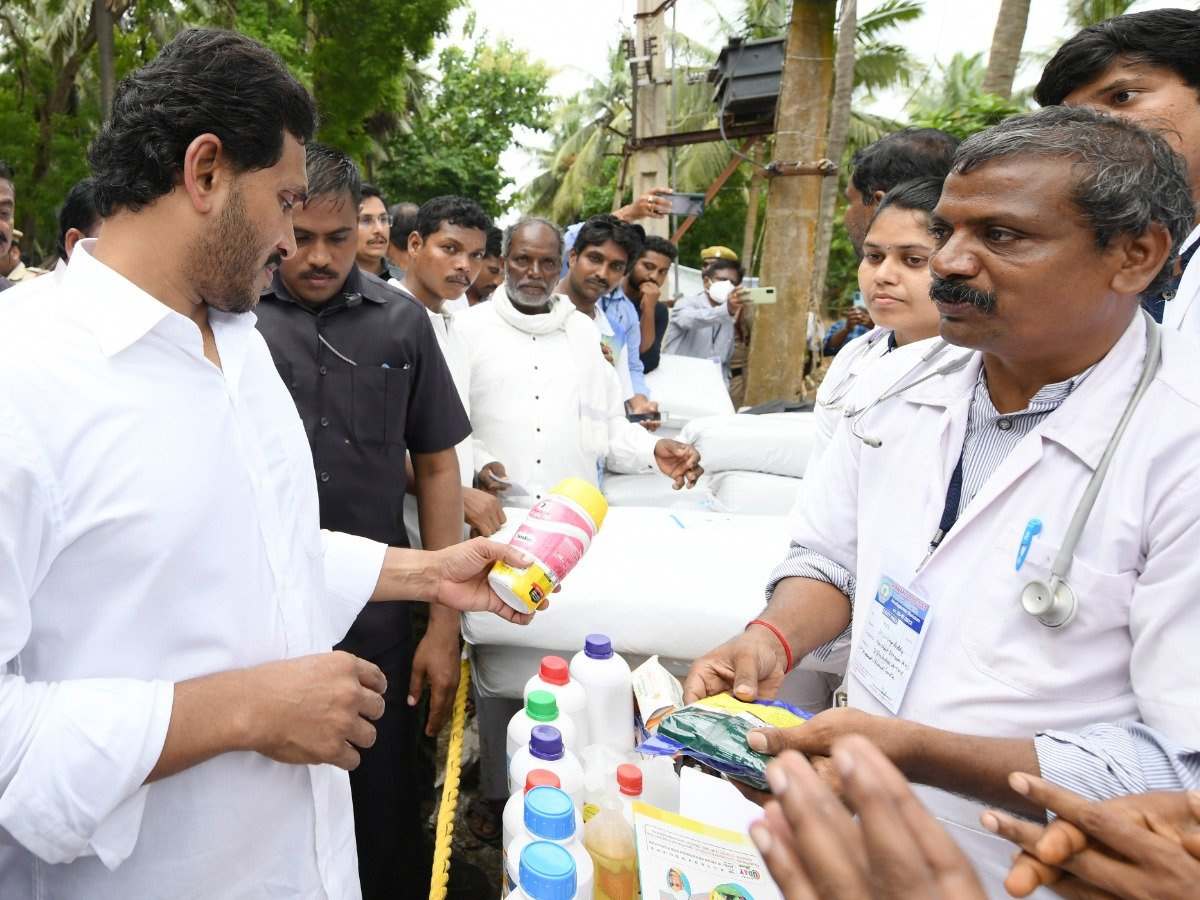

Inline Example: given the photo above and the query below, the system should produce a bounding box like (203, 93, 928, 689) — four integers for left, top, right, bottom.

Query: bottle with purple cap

(508, 724, 584, 807)
(570, 633, 635, 752)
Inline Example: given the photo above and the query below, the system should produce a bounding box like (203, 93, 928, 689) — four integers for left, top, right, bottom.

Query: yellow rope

(429, 656, 471, 900)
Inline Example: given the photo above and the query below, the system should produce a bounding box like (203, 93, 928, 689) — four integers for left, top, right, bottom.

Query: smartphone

(853, 290, 867, 308)
(745, 286, 777, 305)
(627, 411, 663, 423)
(663, 192, 705, 217)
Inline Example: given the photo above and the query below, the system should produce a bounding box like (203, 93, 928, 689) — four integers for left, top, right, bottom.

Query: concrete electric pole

(745, 0, 836, 406)
(631, 0, 671, 238)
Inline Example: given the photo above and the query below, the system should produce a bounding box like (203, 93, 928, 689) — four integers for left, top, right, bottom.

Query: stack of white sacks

(602, 355, 815, 515)
(679, 412, 814, 516)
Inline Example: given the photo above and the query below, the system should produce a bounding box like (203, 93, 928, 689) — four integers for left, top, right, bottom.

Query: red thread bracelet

(746, 618, 793, 673)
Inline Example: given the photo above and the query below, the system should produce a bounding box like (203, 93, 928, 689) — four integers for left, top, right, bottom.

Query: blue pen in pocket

(1015, 518, 1043, 571)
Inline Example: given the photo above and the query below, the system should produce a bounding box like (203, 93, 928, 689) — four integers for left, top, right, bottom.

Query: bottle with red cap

(524, 655, 589, 747)
(615, 763, 642, 827)
(509, 725, 584, 807)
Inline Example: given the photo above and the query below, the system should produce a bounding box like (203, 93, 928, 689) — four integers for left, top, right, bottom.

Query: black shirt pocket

(351, 365, 411, 447)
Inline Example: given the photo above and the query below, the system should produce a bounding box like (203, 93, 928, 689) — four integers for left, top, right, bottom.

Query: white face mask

(708, 278, 734, 302)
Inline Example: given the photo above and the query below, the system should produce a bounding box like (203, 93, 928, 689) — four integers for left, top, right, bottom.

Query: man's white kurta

(455, 296, 657, 505)
(0, 243, 385, 899)
(790, 315, 1200, 898)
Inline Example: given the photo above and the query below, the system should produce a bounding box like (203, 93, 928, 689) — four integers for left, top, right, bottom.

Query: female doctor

(808, 178, 945, 471)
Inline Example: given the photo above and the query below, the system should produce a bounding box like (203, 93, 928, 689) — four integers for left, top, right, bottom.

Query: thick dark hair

(1036, 9, 1200, 107)
(303, 143, 361, 206)
(850, 128, 959, 204)
(574, 213, 644, 263)
(953, 105, 1195, 290)
(56, 177, 101, 261)
(389, 202, 419, 246)
(873, 176, 945, 222)
(0, 159, 11, 183)
(414, 195, 492, 239)
(703, 259, 744, 282)
(639, 235, 679, 263)
(88, 27, 317, 217)
(361, 183, 385, 207)
(483, 225, 503, 258)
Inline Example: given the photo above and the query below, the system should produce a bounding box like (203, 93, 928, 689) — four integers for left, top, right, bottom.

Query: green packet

(636, 693, 810, 790)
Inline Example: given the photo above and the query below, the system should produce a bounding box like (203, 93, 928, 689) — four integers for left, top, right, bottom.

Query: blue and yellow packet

(635, 693, 810, 790)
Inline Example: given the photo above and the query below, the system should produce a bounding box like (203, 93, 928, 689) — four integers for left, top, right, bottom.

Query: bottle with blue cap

(505, 786, 594, 899)
(509, 724, 584, 806)
(511, 841, 579, 900)
(570, 633, 635, 751)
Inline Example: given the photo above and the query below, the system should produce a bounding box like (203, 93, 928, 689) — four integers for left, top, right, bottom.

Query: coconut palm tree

(1066, 0, 1138, 29)
(521, 0, 923, 223)
(983, 0, 1031, 99)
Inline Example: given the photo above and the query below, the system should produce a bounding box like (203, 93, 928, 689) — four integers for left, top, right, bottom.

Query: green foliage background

(0, 0, 549, 260)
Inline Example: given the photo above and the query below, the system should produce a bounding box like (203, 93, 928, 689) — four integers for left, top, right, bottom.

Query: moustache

(301, 266, 338, 280)
(929, 275, 997, 315)
(265, 252, 281, 269)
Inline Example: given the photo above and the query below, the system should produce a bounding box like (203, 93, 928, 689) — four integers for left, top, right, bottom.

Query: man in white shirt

(0, 28, 532, 900)
(457, 217, 703, 506)
(398, 194, 505, 538)
(1037, 8, 1200, 335)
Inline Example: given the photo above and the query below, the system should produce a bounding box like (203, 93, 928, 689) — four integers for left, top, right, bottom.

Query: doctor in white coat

(686, 106, 1200, 899)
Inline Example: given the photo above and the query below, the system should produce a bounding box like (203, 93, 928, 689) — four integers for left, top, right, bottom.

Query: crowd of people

(1, 7, 1200, 900)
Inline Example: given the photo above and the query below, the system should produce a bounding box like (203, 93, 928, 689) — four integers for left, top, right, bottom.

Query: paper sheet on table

(678, 767, 766, 835)
(634, 799, 781, 900)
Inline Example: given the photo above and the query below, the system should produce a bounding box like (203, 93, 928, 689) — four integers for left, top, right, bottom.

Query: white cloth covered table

(463, 506, 788, 698)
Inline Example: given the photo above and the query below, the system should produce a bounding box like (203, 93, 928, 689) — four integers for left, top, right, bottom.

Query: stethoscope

(844, 311, 1163, 628)
(817, 328, 896, 410)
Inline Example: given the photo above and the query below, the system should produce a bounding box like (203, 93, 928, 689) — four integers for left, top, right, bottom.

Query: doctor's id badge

(850, 568, 934, 714)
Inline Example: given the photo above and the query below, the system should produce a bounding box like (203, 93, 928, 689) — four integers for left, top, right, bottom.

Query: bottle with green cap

(511, 841, 579, 900)
(507, 689, 579, 781)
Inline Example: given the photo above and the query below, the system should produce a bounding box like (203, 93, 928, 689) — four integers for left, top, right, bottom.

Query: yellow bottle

(584, 799, 638, 900)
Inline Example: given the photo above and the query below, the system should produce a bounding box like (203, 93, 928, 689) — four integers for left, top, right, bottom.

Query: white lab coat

(1163, 223, 1200, 343)
(789, 314, 1200, 898)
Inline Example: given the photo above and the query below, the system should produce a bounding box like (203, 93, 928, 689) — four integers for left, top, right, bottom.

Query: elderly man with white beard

(455, 216, 702, 505)
(453, 217, 704, 836)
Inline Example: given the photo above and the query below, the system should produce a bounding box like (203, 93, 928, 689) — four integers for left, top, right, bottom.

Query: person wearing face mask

(662, 258, 746, 387)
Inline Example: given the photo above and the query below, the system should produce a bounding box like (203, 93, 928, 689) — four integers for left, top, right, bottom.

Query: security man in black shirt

(255, 145, 470, 899)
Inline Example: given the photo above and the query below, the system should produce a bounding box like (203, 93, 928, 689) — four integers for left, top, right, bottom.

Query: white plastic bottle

(511, 841, 579, 900)
(507, 786, 595, 900)
(615, 763, 642, 827)
(509, 725, 585, 806)
(569, 634, 634, 751)
(504, 770, 586, 865)
(525, 656, 590, 748)
(637, 756, 680, 815)
(508, 690, 579, 780)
